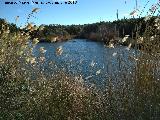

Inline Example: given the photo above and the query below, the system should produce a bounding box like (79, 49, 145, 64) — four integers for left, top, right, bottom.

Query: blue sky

(0, 0, 159, 26)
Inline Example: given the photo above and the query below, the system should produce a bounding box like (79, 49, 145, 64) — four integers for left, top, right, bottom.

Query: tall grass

(0, 6, 160, 120)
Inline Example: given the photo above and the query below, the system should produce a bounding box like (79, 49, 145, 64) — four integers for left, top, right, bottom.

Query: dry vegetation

(0, 5, 160, 120)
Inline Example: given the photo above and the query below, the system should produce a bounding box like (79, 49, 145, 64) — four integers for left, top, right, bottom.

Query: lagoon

(32, 39, 138, 86)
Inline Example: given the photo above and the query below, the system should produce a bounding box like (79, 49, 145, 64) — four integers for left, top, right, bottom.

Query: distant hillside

(0, 16, 159, 44)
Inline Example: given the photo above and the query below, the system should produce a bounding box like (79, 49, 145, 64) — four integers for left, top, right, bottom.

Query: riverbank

(1, 37, 160, 120)
(38, 35, 77, 43)
(1, 18, 160, 119)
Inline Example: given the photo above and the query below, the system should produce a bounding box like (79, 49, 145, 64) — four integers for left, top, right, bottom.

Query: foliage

(0, 6, 160, 120)
(26, 16, 160, 45)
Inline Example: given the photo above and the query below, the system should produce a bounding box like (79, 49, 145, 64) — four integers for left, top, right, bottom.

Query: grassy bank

(0, 8, 160, 120)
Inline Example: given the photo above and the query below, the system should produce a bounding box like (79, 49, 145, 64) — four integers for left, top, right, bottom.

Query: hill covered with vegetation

(1, 16, 159, 44)
(30, 16, 159, 43)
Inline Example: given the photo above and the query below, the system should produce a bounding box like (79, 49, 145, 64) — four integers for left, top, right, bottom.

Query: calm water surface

(32, 39, 138, 86)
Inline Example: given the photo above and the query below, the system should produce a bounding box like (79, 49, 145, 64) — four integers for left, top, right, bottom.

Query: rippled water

(32, 39, 138, 86)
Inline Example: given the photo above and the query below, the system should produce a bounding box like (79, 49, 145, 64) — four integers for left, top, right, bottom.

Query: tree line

(0, 16, 159, 43)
